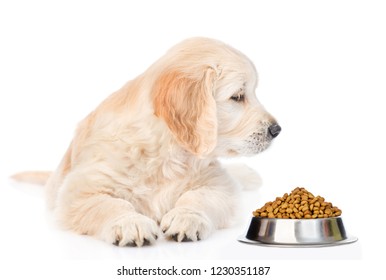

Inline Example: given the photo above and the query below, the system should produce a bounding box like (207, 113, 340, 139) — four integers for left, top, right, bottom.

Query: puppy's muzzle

(268, 123, 281, 138)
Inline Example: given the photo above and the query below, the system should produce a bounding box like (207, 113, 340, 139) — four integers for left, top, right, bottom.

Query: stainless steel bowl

(238, 217, 358, 247)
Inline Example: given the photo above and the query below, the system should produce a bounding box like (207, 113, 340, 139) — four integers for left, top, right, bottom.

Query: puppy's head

(152, 37, 280, 157)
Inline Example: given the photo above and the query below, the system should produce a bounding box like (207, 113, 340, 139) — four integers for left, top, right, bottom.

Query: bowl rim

(249, 216, 343, 221)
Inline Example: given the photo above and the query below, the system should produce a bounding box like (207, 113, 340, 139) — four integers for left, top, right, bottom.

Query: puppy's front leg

(161, 182, 237, 242)
(55, 173, 159, 246)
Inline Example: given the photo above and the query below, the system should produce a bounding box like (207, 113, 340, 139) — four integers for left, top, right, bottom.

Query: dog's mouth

(244, 132, 273, 154)
(217, 122, 280, 157)
(242, 123, 281, 155)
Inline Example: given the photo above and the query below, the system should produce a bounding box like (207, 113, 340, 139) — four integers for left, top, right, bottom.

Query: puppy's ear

(153, 67, 217, 156)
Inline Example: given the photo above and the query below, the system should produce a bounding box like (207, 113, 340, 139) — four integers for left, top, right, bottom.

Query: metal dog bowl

(238, 217, 358, 247)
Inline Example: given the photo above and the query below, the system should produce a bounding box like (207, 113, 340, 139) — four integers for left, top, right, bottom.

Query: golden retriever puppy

(13, 38, 281, 246)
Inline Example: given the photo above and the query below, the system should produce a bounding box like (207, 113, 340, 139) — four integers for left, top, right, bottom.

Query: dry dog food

(253, 187, 342, 219)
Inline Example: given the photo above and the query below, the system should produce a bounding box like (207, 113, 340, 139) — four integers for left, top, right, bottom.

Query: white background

(1, 0, 385, 279)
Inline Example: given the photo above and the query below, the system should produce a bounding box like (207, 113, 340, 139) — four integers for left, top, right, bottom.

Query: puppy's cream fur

(13, 38, 278, 246)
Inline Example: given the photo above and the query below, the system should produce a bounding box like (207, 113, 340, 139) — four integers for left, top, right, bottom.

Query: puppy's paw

(100, 213, 159, 247)
(160, 208, 214, 242)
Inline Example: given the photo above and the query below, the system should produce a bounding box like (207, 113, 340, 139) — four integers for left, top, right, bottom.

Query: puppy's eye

(230, 93, 245, 102)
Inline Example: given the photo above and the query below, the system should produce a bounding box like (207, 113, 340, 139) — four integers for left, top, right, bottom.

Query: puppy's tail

(223, 163, 263, 191)
(10, 171, 52, 186)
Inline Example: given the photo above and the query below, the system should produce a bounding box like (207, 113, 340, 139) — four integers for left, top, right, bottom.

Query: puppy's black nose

(268, 124, 281, 138)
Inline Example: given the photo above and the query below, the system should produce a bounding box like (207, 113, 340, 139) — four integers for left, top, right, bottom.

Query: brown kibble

(252, 187, 342, 219)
